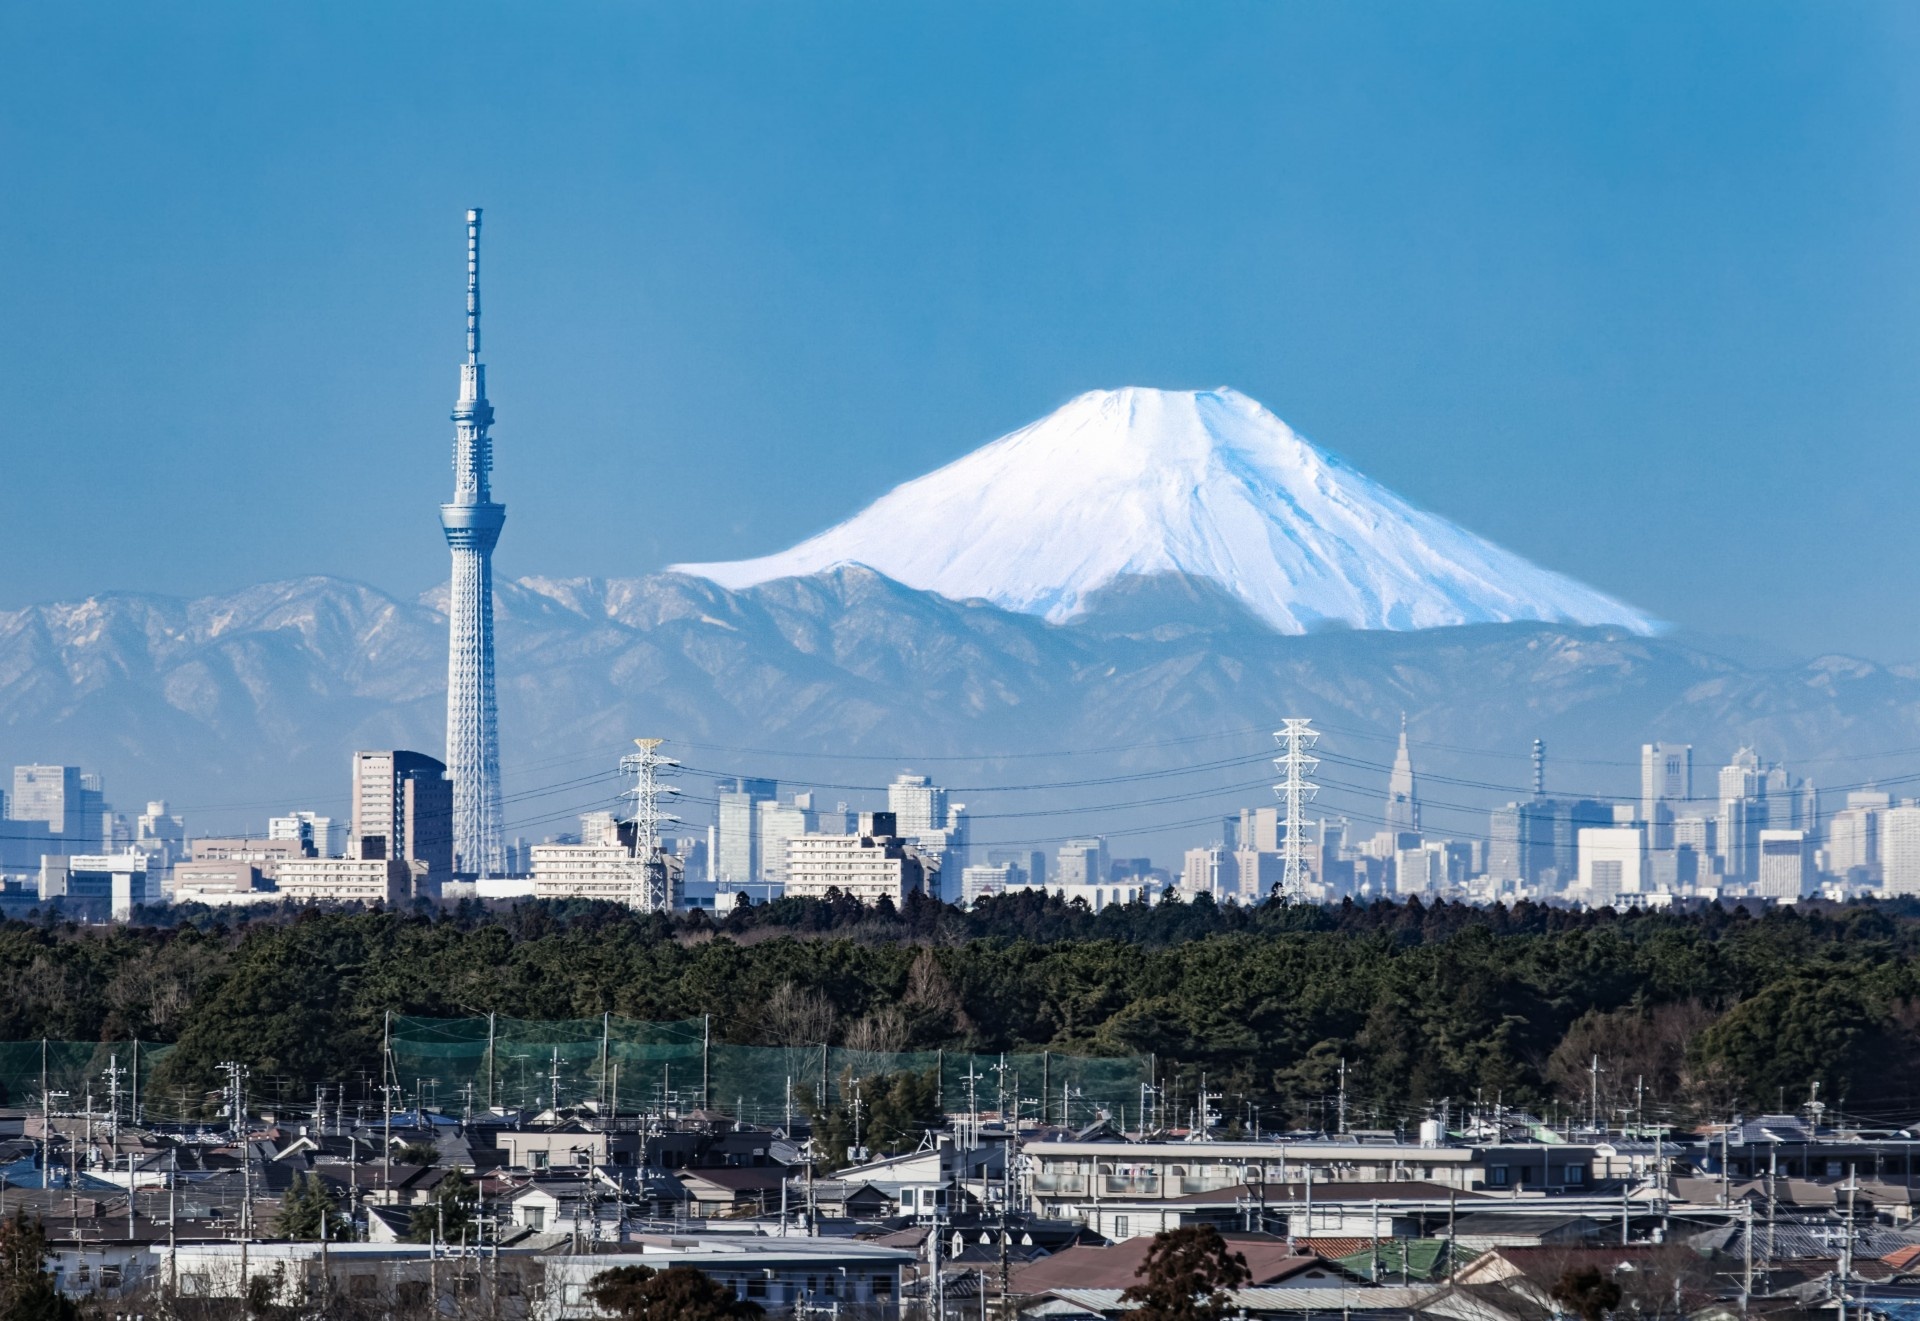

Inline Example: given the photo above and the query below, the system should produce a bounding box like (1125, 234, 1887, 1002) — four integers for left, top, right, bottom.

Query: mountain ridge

(0, 570, 1914, 860)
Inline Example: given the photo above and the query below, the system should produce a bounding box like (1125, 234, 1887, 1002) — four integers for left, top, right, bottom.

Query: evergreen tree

(406, 1170, 478, 1244)
(0, 1210, 78, 1321)
(272, 1172, 350, 1241)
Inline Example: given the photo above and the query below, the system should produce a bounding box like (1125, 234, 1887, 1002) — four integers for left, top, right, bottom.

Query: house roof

(1446, 1213, 1595, 1237)
(1012, 1235, 1325, 1294)
(676, 1167, 790, 1193)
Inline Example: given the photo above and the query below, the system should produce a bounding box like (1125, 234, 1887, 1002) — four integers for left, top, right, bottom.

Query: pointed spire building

(440, 209, 506, 876)
(1385, 713, 1420, 834)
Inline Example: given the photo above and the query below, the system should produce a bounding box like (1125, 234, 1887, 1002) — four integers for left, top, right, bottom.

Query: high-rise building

(1578, 826, 1647, 906)
(757, 792, 820, 888)
(350, 750, 454, 885)
(1714, 748, 1809, 882)
(1385, 716, 1420, 833)
(10, 766, 98, 847)
(1056, 838, 1108, 887)
(1180, 846, 1225, 897)
(1756, 830, 1813, 900)
(1488, 800, 1555, 886)
(441, 208, 507, 877)
(1882, 804, 1920, 896)
(1640, 742, 1692, 848)
(714, 778, 776, 882)
(268, 811, 342, 858)
(961, 861, 1021, 906)
(988, 849, 1046, 887)
(1825, 790, 1890, 883)
(888, 773, 968, 899)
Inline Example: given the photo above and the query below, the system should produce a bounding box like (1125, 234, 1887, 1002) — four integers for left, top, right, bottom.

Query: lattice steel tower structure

(440, 208, 506, 876)
(621, 739, 682, 912)
(1273, 719, 1320, 900)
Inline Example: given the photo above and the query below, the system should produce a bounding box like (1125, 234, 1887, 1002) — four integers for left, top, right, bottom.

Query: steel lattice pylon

(621, 738, 681, 911)
(440, 208, 506, 877)
(1272, 718, 1320, 900)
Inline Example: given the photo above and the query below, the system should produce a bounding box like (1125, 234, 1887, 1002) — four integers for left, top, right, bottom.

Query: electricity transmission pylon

(620, 738, 681, 911)
(1272, 719, 1320, 900)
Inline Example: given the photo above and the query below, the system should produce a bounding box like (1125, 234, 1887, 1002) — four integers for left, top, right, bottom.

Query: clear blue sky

(4, 2, 1918, 658)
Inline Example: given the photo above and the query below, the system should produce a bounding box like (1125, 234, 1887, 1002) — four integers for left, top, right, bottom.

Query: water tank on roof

(1419, 1119, 1444, 1148)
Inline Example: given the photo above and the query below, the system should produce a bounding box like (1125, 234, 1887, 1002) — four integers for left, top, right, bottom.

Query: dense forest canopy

(5, 891, 1920, 1129)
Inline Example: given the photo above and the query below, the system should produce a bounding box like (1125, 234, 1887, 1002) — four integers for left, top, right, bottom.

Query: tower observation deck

(440, 208, 505, 876)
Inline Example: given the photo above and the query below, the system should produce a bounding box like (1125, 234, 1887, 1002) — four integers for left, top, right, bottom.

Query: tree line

(4, 892, 1920, 1126)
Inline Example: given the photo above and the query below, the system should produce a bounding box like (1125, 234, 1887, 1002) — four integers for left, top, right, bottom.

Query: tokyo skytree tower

(440, 208, 505, 876)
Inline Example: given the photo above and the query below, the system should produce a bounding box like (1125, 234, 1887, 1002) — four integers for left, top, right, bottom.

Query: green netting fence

(0, 1039, 174, 1112)
(0, 1020, 1149, 1129)
(388, 1015, 1148, 1128)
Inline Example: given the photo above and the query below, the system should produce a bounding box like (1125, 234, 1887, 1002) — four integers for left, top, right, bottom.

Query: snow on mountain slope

(673, 386, 1656, 635)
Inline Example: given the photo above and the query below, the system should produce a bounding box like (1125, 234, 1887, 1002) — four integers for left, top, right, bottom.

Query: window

(500, 1271, 523, 1297)
(1113, 1216, 1129, 1239)
(350, 1275, 376, 1298)
(1488, 1165, 1510, 1186)
(531, 1150, 549, 1169)
(874, 1274, 894, 1297)
(747, 1278, 768, 1298)
(1563, 1165, 1586, 1185)
(524, 1206, 546, 1230)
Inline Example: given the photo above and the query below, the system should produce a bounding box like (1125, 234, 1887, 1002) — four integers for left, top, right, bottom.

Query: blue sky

(4, 2, 1918, 658)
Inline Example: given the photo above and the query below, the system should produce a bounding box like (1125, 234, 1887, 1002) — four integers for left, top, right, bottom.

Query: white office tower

(268, 811, 343, 858)
(1826, 790, 1891, 883)
(1881, 804, 1920, 896)
(440, 208, 507, 877)
(1579, 826, 1647, 906)
(1756, 830, 1813, 899)
(1640, 742, 1692, 848)
(887, 773, 967, 899)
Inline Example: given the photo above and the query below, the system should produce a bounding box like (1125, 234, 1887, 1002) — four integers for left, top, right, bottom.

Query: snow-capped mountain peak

(672, 386, 1655, 635)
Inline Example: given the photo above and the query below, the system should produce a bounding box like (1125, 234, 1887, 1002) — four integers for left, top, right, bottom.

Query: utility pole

(1840, 1165, 1858, 1321)
(104, 1053, 125, 1144)
(1273, 719, 1320, 901)
(1589, 1054, 1602, 1133)
(1337, 1057, 1348, 1136)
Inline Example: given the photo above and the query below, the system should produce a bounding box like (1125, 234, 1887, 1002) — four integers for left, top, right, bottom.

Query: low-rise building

(274, 856, 411, 906)
(786, 813, 930, 906)
(169, 859, 274, 907)
(38, 852, 156, 919)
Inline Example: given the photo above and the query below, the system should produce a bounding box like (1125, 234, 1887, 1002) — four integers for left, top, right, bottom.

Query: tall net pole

(1273, 719, 1320, 900)
(620, 738, 680, 912)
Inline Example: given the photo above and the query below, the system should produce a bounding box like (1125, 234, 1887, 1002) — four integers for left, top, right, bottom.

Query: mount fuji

(674, 386, 1656, 635)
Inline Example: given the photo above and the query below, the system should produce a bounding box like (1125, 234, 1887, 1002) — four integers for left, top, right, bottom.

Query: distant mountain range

(1, 567, 1916, 861)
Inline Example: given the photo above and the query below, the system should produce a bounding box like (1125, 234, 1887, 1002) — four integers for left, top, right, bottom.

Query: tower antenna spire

(466, 208, 481, 363)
